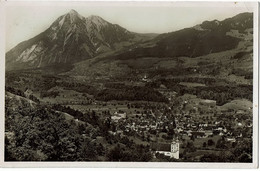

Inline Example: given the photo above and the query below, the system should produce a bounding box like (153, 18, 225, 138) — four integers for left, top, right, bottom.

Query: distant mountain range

(6, 10, 253, 72)
(106, 12, 253, 61)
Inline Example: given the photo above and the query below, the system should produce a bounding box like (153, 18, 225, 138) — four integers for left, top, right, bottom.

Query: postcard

(0, 1, 258, 168)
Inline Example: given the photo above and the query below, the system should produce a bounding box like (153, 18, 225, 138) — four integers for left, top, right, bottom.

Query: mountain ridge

(104, 12, 253, 61)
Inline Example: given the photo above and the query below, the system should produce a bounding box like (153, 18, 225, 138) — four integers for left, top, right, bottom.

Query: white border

(0, 0, 6, 167)
(0, 0, 258, 168)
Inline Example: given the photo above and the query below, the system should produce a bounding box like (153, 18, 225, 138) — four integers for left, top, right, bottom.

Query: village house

(237, 122, 243, 127)
(111, 111, 127, 122)
(204, 130, 213, 137)
(226, 137, 236, 143)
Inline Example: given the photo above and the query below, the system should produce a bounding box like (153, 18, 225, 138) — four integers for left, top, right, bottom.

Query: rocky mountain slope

(6, 10, 154, 70)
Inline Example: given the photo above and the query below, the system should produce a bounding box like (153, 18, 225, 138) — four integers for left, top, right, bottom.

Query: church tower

(170, 139, 179, 159)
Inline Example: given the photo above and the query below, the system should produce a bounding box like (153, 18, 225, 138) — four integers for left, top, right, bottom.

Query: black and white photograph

(1, 1, 259, 168)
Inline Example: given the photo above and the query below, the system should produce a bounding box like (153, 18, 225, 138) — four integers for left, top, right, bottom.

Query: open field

(220, 99, 253, 111)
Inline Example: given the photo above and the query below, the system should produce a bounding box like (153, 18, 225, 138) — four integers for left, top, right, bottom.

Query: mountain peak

(86, 15, 109, 26)
(88, 15, 103, 20)
(6, 9, 136, 69)
(69, 9, 78, 15)
(66, 9, 84, 23)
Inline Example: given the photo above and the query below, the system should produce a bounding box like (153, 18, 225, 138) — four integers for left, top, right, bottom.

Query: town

(78, 85, 252, 161)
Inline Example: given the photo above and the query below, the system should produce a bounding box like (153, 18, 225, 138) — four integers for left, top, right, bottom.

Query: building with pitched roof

(151, 139, 179, 159)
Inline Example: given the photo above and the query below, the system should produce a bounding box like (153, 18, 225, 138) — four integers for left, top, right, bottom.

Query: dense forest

(96, 86, 168, 102)
(146, 79, 253, 105)
(5, 101, 153, 161)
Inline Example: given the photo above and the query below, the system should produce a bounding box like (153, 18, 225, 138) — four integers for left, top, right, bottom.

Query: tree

(216, 139, 227, 149)
(200, 153, 220, 162)
(186, 141, 196, 153)
(106, 144, 123, 161)
(78, 124, 86, 135)
(190, 135, 195, 141)
(203, 142, 207, 148)
(207, 139, 215, 146)
(79, 138, 97, 161)
(239, 153, 252, 163)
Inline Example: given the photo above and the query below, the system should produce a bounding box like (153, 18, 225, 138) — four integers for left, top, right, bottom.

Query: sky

(5, 1, 255, 51)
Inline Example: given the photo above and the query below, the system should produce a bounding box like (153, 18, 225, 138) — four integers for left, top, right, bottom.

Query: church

(151, 139, 180, 159)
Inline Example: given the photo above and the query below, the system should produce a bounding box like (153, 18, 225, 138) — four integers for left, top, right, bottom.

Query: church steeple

(170, 137, 180, 159)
